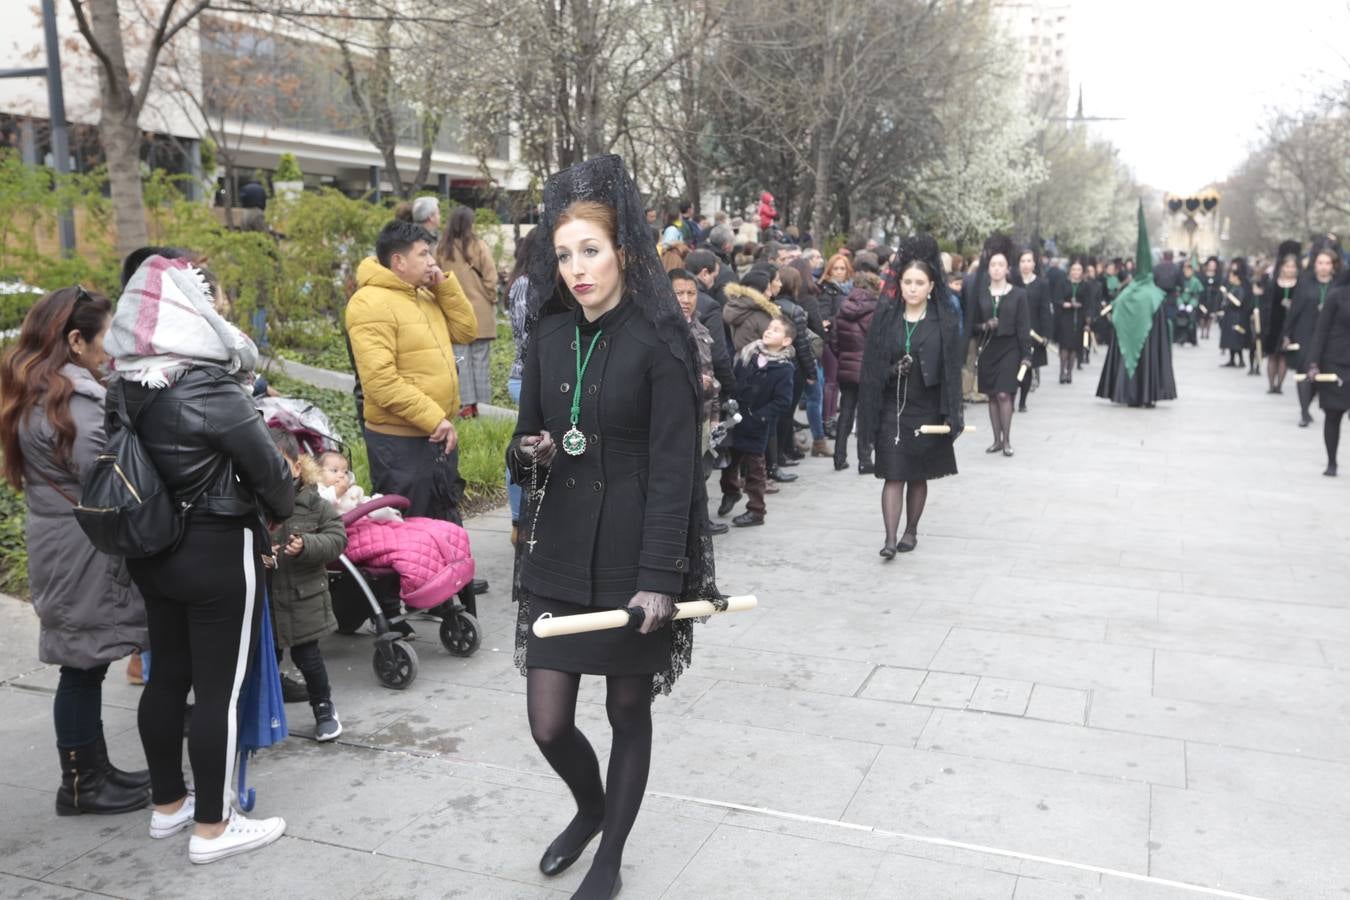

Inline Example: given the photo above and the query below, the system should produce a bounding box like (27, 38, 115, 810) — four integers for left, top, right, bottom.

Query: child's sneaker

(187, 811, 285, 864)
(149, 792, 195, 839)
(313, 700, 342, 742)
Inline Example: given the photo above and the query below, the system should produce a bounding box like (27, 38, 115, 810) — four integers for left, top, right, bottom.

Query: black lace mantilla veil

(510, 153, 722, 697)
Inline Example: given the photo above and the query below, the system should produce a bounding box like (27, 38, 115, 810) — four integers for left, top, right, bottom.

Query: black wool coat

(509, 301, 698, 607)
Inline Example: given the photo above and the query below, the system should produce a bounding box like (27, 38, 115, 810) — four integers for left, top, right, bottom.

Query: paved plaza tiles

(2, 342, 1348, 899)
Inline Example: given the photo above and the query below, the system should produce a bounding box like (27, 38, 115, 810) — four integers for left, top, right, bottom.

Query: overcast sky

(1068, 0, 1350, 191)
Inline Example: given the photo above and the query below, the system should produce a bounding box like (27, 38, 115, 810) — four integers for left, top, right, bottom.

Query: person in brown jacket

(436, 206, 499, 417)
(722, 266, 782, 352)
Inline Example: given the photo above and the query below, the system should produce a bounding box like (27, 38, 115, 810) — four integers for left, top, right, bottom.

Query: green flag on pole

(1112, 201, 1165, 378)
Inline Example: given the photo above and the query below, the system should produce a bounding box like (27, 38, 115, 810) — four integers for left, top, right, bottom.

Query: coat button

(561, 382, 571, 393)
(675, 559, 686, 570)
(598, 339, 608, 350)
(592, 481, 602, 492)
(587, 384, 598, 396)
(589, 434, 598, 445)
(570, 340, 578, 350)
(566, 477, 576, 488)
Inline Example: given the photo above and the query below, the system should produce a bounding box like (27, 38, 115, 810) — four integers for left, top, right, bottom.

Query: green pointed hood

(1112, 202, 1165, 378)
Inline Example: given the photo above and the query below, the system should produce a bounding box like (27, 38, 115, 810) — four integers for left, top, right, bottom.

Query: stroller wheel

(373, 640, 418, 689)
(440, 611, 482, 657)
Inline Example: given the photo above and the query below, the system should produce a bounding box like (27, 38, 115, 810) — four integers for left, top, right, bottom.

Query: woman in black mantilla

(506, 155, 717, 900)
(1014, 247, 1052, 413)
(1283, 244, 1341, 428)
(1218, 257, 1252, 369)
(966, 234, 1032, 455)
(1261, 242, 1301, 394)
(1308, 267, 1350, 476)
(858, 234, 963, 558)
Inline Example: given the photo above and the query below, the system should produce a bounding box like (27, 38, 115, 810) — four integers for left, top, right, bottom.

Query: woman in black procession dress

(1199, 256, 1223, 343)
(507, 155, 717, 900)
(1218, 257, 1252, 369)
(967, 235, 1032, 455)
(1015, 248, 1052, 412)
(1053, 257, 1089, 384)
(1308, 268, 1350, 476)
(1261, 244, 1300, 394)
(858, 234, 963, 558)
(1283, 246, 1341, 427)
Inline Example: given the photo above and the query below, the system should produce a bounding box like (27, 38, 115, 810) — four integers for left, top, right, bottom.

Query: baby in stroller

(314, 451, 401, 522)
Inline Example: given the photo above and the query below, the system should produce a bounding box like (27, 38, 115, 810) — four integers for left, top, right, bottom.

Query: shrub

(0, 482, 28, 597)
(274, 153, 303, 183)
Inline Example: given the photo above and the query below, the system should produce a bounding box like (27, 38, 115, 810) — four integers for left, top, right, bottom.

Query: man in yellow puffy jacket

(346, 220, 478, 523)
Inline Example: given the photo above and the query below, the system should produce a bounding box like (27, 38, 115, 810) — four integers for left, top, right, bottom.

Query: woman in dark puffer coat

(832, 271, 881, 472)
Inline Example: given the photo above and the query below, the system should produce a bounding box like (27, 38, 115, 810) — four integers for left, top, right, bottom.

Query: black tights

(1058, 348, 1075, 382)
(1017, 370, 1033, 410)
(1298, 380, 1315, 421)
(986, 391, 1014, 448)
(528, 668, 653, 895)
(1228, 349, 1244, 367)
(881, 480, 928, 545)
(1268, 355, 1287, 391)
(1327, 411, 1345, 466)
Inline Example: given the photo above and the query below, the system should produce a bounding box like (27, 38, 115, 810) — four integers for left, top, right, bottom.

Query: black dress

(971, 286, 1031, 395)
(1311, 287, 1350, 412)
(1262, 281, 1294, 357)
(1218, 281, 1250, 353)
(873, 307, 957, 481)
(1053, 280, 1088, 349)
(1022, 276, 1052, 367)
(1284, 279, 1334, 373)
(511, 301, 698, 677)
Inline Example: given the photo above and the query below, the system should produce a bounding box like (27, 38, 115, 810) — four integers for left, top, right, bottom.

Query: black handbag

(74, 387, 189, 558)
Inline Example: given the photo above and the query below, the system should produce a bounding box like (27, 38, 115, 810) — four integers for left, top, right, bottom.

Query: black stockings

(1017, 370, 1033, 410)
(1269, 355, 1287, 391)
(1326, 411, 1344, 467)
(986, 392, 1014, 449)
(527, 668, 654, 896)
(1059, 348, 1075, 383)
(881, 480, 928, 545)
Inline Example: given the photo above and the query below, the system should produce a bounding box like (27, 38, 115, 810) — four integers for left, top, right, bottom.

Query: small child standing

(268, 429, 349, 741)
(719, 316, 796, 527)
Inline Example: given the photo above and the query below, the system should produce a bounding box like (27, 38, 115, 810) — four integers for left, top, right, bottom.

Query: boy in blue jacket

(718, 316, 797, 526)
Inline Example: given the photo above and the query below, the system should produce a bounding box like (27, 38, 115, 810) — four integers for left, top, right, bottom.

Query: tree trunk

(88, 0, 149, 257)
(413, 112, 442, 193)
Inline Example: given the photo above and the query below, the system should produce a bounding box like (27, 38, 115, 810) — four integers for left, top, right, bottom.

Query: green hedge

(0, 482, 27, 597)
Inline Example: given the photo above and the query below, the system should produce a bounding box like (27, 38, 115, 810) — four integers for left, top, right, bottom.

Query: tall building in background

(995, 1, 1073, 116)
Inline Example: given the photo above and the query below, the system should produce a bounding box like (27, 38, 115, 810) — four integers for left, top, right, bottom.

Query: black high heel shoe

(539, 819, 603, 877)
(879, 543, 896, 560)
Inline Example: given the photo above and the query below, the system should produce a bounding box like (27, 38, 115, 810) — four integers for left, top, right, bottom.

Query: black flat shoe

(1017, 405, 1028, 412)
(985, 442, 1003, 454)
(570, 872, 622, 900)
(857, 462, 874, 475)
(1325, 464, 1338, 477)
(833, 460, 849, 471)
(879, 544, 896, 560)
(1002, 446, 1014, 457)
(539, 820, 603, 877)
(898, 533, 917, 553)
(705, 521, 729, 535)
(1299, 414, 1313, 428)
(717, 493, 741, 517)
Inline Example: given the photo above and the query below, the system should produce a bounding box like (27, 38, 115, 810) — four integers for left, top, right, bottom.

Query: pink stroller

(327, 494, 480, 690)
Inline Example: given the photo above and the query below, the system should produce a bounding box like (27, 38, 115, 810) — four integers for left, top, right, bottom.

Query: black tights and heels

(985, 391, 1015, 456)
(529, 668, 653, 898)
(880, 479, 927, 557)
(1325, 411, 1345, 476)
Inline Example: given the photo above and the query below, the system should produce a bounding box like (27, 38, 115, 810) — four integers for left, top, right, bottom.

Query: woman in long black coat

(507, 155, 715, 899)
(1218, 258, 1252, 369)
(1014, 248, 1052, 412)
(1283, 247, 1341, 427)
(1308, 271, 1350, 476)
(858, 234, 963, 557)
(967, 235, 1032, 455)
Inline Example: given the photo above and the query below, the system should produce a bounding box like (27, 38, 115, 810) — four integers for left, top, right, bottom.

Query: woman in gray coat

(0, 287, 150, 815)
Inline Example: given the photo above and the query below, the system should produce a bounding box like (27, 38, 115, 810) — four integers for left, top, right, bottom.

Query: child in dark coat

(268, 429, 348, 742)
(718, 317, 797, 526)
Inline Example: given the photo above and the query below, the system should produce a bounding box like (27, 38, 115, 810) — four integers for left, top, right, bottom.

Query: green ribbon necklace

(903, 319, 919, 355)
(562, 326, 603, 456)
(1319, 283, 1330, 309)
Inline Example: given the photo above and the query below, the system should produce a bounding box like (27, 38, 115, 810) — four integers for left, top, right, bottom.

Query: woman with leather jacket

(105, 254, 295, 865)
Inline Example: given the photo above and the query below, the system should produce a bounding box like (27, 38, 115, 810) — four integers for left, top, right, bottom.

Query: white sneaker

(188, 811, 286, 864)
(149, 793, 195, 839)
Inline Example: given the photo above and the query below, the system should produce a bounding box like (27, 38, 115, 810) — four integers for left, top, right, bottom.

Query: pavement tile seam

(0, 871, 129, 900)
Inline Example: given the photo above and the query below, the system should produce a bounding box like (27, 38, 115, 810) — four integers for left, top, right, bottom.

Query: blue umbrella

(235, 588, 288, 811)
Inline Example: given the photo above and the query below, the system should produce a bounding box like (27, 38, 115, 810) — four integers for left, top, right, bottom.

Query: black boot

(55, 744, 149, 816)
(95, 725, 151, 791)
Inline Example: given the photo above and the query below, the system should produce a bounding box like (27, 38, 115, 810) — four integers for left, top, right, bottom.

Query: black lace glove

(626, 591, 676, 634)
(946, 415, 965, 442)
